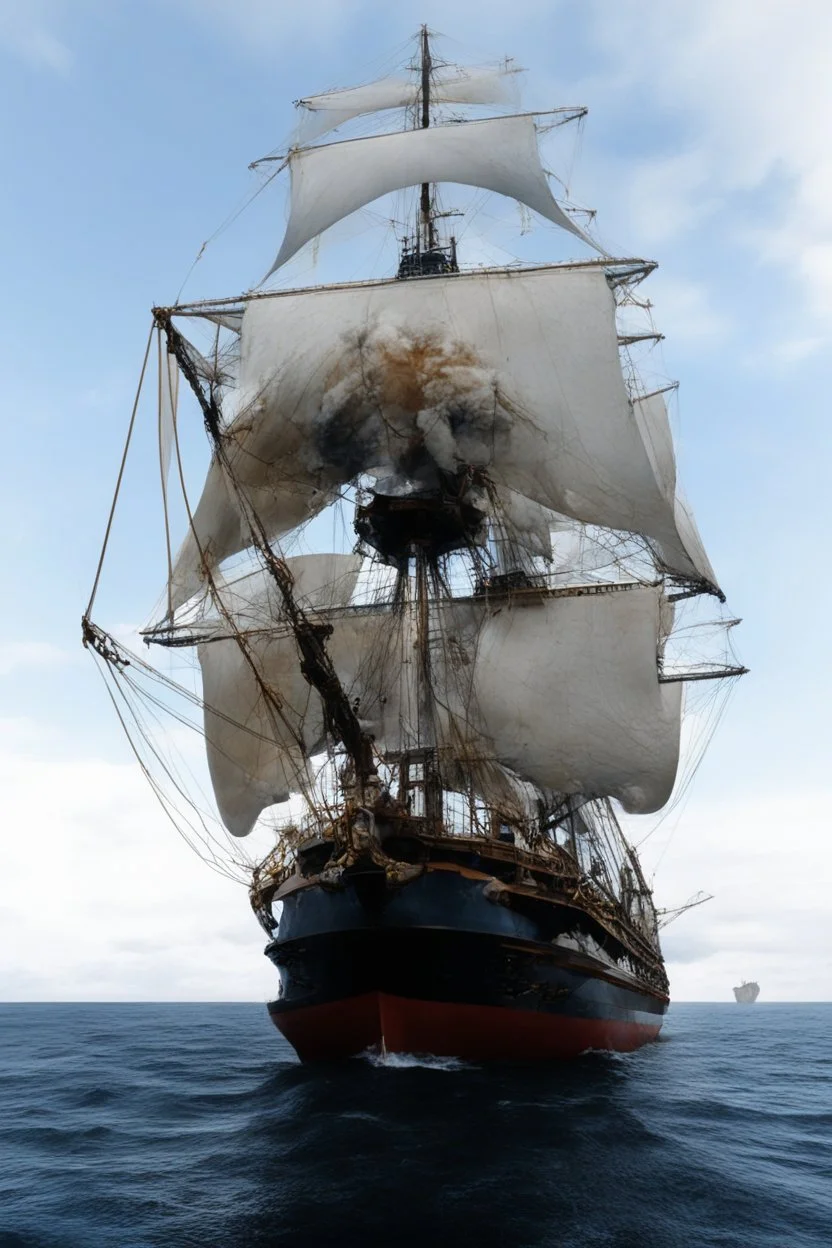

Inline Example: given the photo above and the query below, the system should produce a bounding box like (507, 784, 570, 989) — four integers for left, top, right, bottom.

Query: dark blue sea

(0, 1004, 829, 1248)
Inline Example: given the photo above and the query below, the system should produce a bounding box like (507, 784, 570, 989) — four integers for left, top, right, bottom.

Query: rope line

(85, 321, 154, 619)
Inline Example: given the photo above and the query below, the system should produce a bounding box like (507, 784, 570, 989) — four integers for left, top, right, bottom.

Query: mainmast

(397, 25, 458, 279)
(419, 24, 435, 252)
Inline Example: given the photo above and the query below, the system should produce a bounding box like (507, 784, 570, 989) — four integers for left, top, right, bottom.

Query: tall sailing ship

(84, 29, 745, 1060)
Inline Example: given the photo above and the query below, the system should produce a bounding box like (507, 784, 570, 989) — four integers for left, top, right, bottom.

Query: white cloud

(176, 0, 369, 51)
(744, 333, 824, 371)
(624, 150, 722, 246)
(644, 276, 731, 344)
(0, 641, 74, 677)
(640, 789, 832, 1001)
(0, 734, 277, 1001)
(0, 1, 72, 71)
(587, 0, 832, 329)
(0, 716, 56, 748)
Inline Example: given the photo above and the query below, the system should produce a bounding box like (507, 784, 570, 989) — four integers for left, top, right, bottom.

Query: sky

(0, 0, 830, 1003)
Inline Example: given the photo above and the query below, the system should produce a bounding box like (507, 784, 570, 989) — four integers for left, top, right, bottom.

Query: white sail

(436, 586, 682, 815)
(158, 344, 178, 492)
(201, 582, 680, 836)
(202, 552, 364, 634)
(167, 435, 338, 616)
(669, 490, 714, 587)
(295, 65, 520, 143)
(200, 633, 314, 837)
(267, 113, 595, 275)
(199, 554, 365, 836)
(488, 489, 554, 563)
(167, 265, 717, 613)
(200, 603, 420, 837)
(633, 392, 716, 586)
(202, 310, 244, 333)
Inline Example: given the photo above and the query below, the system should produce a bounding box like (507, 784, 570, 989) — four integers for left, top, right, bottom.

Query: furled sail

(166, 265, 717, 615)
(266, 113, 595, 275)
(295, 64, 521, 143)
(200, 582, 681, 836)
(158, 344, 178, 518)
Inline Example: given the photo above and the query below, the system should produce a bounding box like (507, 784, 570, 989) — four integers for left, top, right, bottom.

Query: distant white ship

(733, 981, 760, 1003)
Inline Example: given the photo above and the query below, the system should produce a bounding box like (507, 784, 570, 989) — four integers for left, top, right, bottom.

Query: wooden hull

(269, 990, 663, 1062)
(265, 866, 667, 1062)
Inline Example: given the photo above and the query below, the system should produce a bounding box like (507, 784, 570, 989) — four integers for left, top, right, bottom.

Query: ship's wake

(359, 1047, 473, 1072)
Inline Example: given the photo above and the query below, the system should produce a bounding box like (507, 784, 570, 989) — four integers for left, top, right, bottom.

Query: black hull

(265, 866, 667, 1060)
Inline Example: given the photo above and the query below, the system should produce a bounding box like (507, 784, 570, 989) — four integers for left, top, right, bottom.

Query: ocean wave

(1, 1003, 831, 1248)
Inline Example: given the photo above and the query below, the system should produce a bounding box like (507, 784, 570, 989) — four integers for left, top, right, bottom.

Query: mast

(397, 25, 459, 278)
(420, 24, 435, 252)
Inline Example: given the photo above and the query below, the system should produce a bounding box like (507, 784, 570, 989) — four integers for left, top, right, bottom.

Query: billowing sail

(167, 440, 337, 616)
(267, 113, 595, 275)
(199, 554, 365, 836)
(632, 391, 715, 583)
(200, 634, 311, 838)
(434, 586, 681, 816)
(201, 606, 420, 837)
(200, 582, 680, 836)
(295, 65, 521, 143)
(166, 264, 717, 614)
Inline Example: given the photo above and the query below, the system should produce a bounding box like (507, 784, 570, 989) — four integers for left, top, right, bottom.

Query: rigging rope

(174, 159, 289, 303)
(84, 321, 154, 620)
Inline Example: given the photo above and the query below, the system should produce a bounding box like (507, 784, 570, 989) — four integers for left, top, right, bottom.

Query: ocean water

(0, 1004, 829, 1248)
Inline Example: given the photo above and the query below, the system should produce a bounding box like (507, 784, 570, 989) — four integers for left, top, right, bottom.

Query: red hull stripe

(270, 992, 663, 1061)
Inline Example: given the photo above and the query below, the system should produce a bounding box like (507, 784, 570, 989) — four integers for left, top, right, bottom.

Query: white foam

(359, 1048, 472, 1072)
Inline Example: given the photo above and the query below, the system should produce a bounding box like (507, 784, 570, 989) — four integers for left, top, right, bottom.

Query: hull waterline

(264, 867, 667, 1061)
(269, 990, 664, 1061)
